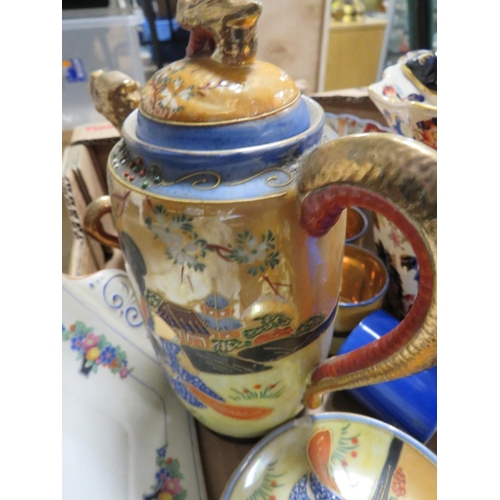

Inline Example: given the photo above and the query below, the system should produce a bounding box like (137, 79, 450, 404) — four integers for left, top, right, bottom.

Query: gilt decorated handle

(299, 133, 437, 409)
(83, 195, 120, 250)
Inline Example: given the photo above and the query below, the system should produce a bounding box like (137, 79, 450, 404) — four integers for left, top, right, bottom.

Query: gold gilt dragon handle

(298, 133, 437, 409)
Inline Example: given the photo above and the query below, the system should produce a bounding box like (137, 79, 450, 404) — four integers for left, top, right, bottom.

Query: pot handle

(83, 195, 121, 250)
(299, 133, 437, 409)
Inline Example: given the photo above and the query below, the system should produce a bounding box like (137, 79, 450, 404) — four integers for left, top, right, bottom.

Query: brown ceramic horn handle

(83, 195, 120, 250)
(298, 133, 437, 409)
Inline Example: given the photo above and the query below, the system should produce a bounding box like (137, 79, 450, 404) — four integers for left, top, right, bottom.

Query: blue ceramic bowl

(338, 310, 437, 443)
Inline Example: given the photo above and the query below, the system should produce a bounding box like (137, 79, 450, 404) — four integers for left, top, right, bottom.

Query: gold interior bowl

(334, 244, 389, 334)
(345, 206, 369, 245)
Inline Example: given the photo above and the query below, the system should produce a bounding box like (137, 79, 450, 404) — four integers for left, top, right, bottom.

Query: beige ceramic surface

(222, 413, 437, 500)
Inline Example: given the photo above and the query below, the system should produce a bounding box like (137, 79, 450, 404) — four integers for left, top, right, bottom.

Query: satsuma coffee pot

(83, 0, 436, 438)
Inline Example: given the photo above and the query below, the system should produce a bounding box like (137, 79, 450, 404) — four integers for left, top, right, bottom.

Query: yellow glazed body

(107, 156, 346, 438)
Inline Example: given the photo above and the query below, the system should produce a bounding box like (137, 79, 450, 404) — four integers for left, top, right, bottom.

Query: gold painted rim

(107, 157, 289, 204)
(402, 63, 437, 97)
(368, 84, 437, 113)
(139, 93, 301, 126)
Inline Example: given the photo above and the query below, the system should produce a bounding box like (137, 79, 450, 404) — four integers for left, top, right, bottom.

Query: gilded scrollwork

(110, 141, 295, 193)
(160, 171, 222, 190)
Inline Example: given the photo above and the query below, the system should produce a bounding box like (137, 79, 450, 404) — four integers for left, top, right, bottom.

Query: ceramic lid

(139, 57, 300, 125)
(138, 0, 302, 127)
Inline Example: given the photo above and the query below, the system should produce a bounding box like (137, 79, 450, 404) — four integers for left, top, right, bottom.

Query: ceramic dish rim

(339, 244, 390, 309)
(345, 206, 370, 244)
(367, 81, 437, 114)
(221, 411, 437, 500)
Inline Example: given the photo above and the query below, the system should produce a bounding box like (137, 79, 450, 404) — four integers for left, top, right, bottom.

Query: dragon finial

(176, 0, 262, 65)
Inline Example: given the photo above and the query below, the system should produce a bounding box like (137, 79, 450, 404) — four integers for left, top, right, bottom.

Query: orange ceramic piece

(306, 429, 340, 492)
(186, 382, 274, 420)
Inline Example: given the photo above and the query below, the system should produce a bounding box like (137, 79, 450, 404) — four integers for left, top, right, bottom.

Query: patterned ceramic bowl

(368, 50, 437, 150)
(221, 412, 437, 500)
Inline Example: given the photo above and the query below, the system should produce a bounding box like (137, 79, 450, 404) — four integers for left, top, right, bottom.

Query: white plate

(62, 269, 208, 500)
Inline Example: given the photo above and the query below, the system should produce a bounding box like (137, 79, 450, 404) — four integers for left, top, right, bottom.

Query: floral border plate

(62, 269, 208, 500)
(221, 413, 436, 500)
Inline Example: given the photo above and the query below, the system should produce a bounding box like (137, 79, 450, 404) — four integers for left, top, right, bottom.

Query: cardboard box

(62, 121, 125, 276)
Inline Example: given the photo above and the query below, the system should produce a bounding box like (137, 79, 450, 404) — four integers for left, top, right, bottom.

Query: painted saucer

(221, 412, 436, 500)
(62, 269, 208, 500)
